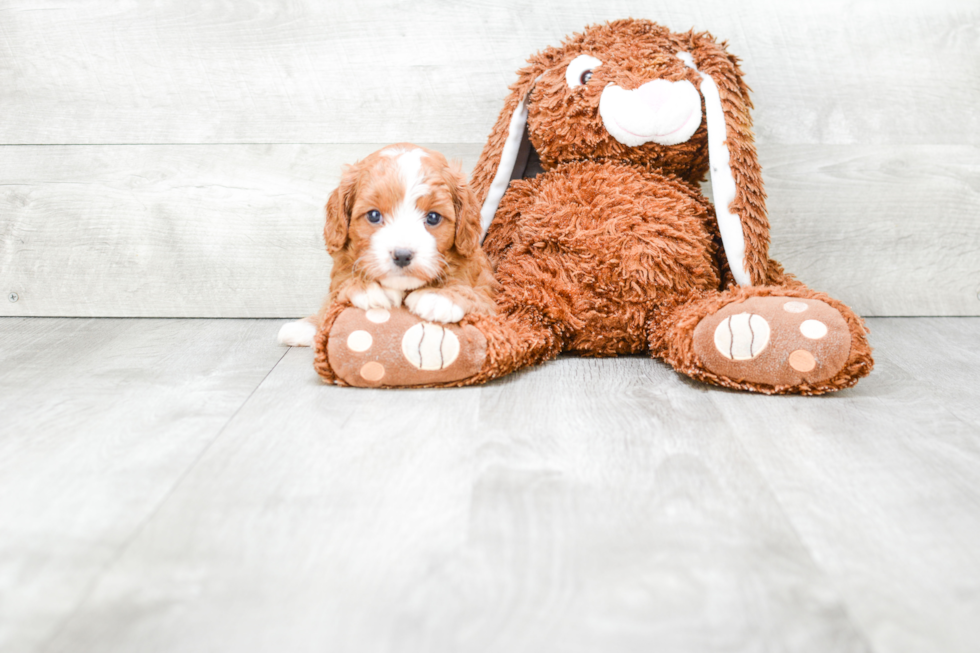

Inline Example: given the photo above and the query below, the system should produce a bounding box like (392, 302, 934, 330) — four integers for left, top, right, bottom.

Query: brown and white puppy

(278, 144, 497, 347)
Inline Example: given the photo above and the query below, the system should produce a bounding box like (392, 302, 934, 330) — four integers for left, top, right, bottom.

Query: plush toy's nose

(635, 80, 672, 112)
(598, 78, 702, 148)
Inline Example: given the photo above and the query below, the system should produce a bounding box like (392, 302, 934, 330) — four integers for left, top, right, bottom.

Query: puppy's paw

(350, 282, 403, 311)
(277, 319, 318, 347)
(405, 291, 466, 323)
(382, 286, 405, 308)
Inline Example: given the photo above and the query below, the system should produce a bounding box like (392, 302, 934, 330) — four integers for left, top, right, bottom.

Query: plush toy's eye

(366, 209, 383, 224)
(566, 54, 602, 89)
(425, 212, 442, 227)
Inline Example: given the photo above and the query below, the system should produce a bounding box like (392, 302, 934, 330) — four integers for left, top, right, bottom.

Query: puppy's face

(325, 144, 480, 290)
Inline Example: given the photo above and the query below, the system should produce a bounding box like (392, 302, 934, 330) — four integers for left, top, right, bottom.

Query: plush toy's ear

(324, 165, 359, 254)
(682, 33, 770, 287)
(443, 162, 482, 257)
(470, 60, 552, 242)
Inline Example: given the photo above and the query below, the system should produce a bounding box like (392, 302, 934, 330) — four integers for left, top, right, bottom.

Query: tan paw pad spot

(402, 323, 460, 371)
(359, 361, 386, 382)
(346, 330, 373, 352)
(800, 320, 828, 340)
(365, 308, 391, 324)
(789, 350, 816, 372)
(713, 313, 770, 360)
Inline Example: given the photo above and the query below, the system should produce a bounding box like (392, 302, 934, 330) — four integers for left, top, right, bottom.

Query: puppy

(278, 144, 497, 347)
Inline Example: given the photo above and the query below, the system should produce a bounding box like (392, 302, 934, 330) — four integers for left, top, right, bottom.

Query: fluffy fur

(313, 20, 873, 393)
(279, 144, 496, 345)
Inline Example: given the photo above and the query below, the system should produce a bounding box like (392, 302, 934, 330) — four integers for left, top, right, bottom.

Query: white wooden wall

(1, 0, 978, 317)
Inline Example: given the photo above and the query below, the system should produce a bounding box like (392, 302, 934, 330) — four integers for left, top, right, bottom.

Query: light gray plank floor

(0, 319, 287, 653)
(1, 317, 978, 653)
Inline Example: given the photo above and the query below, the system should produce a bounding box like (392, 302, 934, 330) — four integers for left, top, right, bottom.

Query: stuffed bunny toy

(314, 18, 873, 394)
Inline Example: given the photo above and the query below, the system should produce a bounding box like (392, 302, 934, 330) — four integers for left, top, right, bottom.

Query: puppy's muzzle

(392, 248, 415, 268)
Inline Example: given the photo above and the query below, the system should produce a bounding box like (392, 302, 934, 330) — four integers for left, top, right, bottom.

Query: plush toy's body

(314, 19, 873, 394)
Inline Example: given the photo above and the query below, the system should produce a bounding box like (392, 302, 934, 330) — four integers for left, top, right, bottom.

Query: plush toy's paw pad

(325, 306, 486, 387)
(693, 297, 851, 386)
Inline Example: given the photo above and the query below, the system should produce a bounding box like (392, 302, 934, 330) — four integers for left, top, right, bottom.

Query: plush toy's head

(527, 21, 712, 176)
(472, 19, 771, 287)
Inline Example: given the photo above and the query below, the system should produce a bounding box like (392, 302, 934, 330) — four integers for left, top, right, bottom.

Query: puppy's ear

(470, 49, 561, 242)
(686, 31, 769, 286)
(444, 162, 481, 258)
(324, 165, 359, 254)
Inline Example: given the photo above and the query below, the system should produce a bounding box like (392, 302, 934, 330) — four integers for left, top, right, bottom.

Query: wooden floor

(2, 316, 978, 653)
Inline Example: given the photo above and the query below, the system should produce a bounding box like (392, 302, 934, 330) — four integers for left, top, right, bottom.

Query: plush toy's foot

(317, 306, 487, 388)
(693, 296, 851, 387)
(654, 287, 874, 395)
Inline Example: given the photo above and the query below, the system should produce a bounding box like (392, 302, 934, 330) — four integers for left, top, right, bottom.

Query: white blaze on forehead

(395, 148, 428, 204)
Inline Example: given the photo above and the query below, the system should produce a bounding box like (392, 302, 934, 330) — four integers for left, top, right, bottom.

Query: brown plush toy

(314, 19, 873, 394)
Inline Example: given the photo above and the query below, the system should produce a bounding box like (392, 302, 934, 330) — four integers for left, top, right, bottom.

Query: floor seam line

(35, 344, 289, 653)
(720, 406, 877, 652)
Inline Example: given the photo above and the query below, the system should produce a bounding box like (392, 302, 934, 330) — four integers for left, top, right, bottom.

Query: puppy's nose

(391, 248, 414, 268)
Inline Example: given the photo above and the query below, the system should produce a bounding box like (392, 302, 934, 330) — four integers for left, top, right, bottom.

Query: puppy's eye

(425, 212, 442, 227)
(566, 54, 602, 89)
(366, 210, 383, 224)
